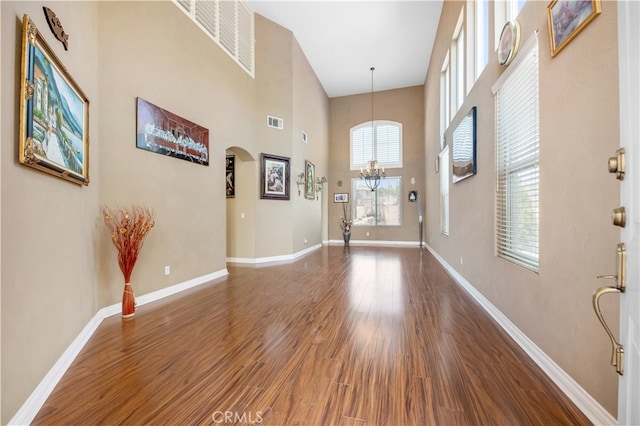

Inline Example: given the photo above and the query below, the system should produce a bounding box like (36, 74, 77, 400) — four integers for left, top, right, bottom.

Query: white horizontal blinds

(195, 1, 217, 38)
(495, 33, 540, 272)
(173, 0, 254, 76)
(350, 124, 374, 169)
(218, 0, 236, 56)
(177, 0, 192, 12)
(375, 122, 402, 167)
(350, 121, 402, 170)
(237, 1, 254, 73)
(440, 146, 450, 235)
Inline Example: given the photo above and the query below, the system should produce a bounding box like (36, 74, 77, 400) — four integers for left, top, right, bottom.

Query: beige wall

(1, 2, 328, 422)
(291, 40, 330, 251)
(1, 2, 101, 421)
(425, 0, 620, 416)
(329, 86, 426, 242)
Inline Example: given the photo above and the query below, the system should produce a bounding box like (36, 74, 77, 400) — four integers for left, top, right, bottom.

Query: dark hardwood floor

(32, 246, 591, 425)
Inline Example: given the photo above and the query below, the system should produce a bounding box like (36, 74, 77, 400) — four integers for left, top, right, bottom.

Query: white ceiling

(246, 1, 444, 98)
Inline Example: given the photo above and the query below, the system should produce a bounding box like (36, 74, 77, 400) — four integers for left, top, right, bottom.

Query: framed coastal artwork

(19, 14, 90, 185)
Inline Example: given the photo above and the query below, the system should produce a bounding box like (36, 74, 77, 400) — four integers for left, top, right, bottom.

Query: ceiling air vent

(267, 115, 284, 130)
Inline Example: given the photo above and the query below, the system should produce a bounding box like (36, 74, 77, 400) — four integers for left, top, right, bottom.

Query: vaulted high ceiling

(246, 1, 444, 98)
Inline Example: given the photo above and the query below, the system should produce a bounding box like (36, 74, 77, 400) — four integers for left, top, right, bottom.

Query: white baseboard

(326, 239, 421, 247)
(227, 243, 322, 264)
(8, 268, 228, 426)
(424, 244, 617, 426)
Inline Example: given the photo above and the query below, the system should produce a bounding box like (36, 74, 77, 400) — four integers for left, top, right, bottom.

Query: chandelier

(359, 66, 386, 191)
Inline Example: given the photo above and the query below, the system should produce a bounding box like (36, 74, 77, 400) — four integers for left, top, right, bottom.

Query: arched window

(350, 120, 402, 170)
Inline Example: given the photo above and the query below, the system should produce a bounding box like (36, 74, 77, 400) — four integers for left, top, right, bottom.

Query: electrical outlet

(304, 238, 308, 244)
(460, 257, 463, 265)
(366, 232, 370, 237)
(164, 266, 170, 276)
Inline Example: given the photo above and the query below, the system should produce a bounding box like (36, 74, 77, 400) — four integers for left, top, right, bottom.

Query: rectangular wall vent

(302, 131, 308, 143)
(267, 115, 284, 129)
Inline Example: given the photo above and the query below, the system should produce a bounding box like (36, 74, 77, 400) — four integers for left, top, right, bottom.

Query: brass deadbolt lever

(608, 148, 625, 180)
(612, 207, 626, 228)
(592, 286, 624, 375)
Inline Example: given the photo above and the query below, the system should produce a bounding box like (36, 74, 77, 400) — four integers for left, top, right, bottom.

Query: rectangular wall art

(452, 106, 477, 183)
(304, 160, 316, 200)
(136, 97, 209, 165)
(226, 155, 235, 198)
(19, 14, 90, 185)
(260, 153, 290, 200)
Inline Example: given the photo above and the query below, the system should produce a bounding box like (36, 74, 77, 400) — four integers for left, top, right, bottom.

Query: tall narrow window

(493, 33, 539, 271)
(450, 10, 464, 117)
(440, 146, 450, 236)
(475, 0, 489, 80)
(440, 54, 450, 149)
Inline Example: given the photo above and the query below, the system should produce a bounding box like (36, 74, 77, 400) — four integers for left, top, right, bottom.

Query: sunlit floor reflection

(348, 252, 403, 316)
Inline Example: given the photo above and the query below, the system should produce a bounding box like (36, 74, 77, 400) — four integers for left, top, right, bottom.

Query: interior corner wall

(329, 86, 426, 243)
(253, 15, 329, 258)
(253, 15, 295, 258)
(291, 39, 330, 252)
(424, 0, 620, 416)
(1, 2, 100, 422)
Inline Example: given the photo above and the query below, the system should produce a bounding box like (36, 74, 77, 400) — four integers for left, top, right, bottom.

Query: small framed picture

(304, 160, 315, 200)
(226, 155, 235, 198)
(547, 0, 601, 57)
(334, 193, 349, 203)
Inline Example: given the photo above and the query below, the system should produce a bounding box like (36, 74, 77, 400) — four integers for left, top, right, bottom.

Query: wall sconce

(316, 176, 327, 199)
(296, 172, 305, 196)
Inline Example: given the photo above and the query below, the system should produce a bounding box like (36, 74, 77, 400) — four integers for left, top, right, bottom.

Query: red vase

(122, 282, 136, 318)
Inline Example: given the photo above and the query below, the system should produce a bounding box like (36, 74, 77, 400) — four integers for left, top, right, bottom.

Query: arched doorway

(225, 146, 256, 261)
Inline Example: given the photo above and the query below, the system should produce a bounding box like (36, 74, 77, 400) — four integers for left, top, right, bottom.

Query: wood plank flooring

(32, 246, 591, 425)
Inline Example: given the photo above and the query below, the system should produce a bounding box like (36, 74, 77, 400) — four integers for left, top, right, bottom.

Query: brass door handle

(592, 286, 624, 375)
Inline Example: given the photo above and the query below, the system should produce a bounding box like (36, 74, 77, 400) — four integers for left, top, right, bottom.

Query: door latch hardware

(612, 207, 626, 228)
(592, 286, 624, 375)
(596, 243, 626, 291)
(608, 148, 625, 180)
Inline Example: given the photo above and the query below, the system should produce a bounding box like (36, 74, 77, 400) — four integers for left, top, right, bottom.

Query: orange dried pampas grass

(102, 205, 155, 318)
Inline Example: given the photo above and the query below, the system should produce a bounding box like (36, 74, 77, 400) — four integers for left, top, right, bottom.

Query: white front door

(617, 1, 640, 424)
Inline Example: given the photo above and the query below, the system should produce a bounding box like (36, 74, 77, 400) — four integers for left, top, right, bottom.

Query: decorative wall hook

(43, 7, 69, 50)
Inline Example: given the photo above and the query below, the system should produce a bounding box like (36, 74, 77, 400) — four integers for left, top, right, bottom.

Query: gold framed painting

(547, 0, 601, 57)
(19, 14, 90, 185)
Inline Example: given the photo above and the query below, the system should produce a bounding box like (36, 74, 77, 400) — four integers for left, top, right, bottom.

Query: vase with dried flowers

(102, 205, 155, 318)
(340, 202, 352, 245)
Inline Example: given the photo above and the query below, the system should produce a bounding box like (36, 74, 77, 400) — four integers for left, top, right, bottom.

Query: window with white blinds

(350, 121, 403, 170)
(493, 33, 539, 272)
(174, 0, 255, 77)
(440, 146, 450, 236)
